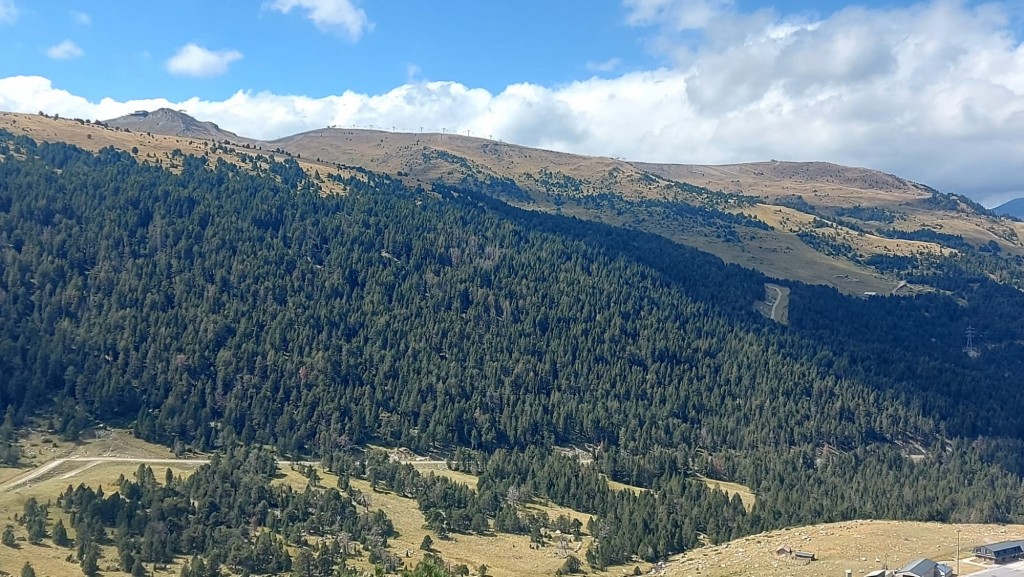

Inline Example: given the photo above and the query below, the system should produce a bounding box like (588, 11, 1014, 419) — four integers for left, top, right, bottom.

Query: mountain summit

(104, 108, 247, 143)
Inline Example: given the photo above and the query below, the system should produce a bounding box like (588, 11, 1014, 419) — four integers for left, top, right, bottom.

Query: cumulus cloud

(46, 40, 84, 60)
(4, 1, 1024, 205)
(0, 0, 17, 24)
(166, 44, 243, 78)
(268, 0, 371, 40)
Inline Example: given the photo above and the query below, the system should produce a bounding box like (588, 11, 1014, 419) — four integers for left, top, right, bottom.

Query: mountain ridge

(37, 108, 1019, 294)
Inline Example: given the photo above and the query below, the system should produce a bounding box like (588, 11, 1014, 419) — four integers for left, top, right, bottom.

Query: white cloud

(268, 0, 371, 40)
(0, 0, 17, 24)
(586, 58, 622, 73)
(71, 10, 91, 25)
(5, 1, 1024, 206)
(166, 44, 243, 78)
(46, 40, 84, 60)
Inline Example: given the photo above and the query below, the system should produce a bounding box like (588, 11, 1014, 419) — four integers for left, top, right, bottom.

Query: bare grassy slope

(665, 520, 1024, 577)
(1, 111, 351, 194)
(266, 128, 675, 200)
(636, 160, 935, 206)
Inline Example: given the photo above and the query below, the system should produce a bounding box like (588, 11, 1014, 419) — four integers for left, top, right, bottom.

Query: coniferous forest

(1, 130, 1023, 575)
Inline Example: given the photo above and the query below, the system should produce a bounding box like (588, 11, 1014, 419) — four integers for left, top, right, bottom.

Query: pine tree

(20, 562, 35, 577)
(2, 524, 15, 547)
(81, 542, 100, 577)
(0, 406, 15, 442)
(52, 518, 70, 547)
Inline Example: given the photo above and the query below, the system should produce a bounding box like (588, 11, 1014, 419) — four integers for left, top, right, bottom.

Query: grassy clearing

(665, 520, 1024, 577)
(605, 478, 644, 495)
(343, 477, 618, 577)
(274, 459, 621, 576)
(410, 462, 481, 490)
(0, 428, 201, 577)
(694, 476, 756, 512)
(0, 460, 203, 577)
(754, 283, 791, 325)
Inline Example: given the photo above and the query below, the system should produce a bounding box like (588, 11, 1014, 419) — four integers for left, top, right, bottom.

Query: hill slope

(995, 197, 1024, 218)
(47, 110, 1007, 295)
(665, 520, 1024, 577)
(262, 128, 1024, 295)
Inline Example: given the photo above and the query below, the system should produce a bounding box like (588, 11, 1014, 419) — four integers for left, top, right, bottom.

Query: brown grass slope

(664, 519, 1024, 577)
(0, 111, 352, 194)
(636, 160, 935, 206)
(266, 128, 675, 200)
(0, 431, 637, 577)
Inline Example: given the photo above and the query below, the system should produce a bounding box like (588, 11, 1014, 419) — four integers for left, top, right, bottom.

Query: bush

(560, 555, 581, 574)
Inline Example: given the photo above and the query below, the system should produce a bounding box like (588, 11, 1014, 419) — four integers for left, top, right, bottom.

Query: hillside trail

(0, 456, 212, 492)
(0, 451, 433, 493)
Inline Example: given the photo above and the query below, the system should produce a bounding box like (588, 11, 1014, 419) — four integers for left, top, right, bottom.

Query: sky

(1, 0, 1024, 206)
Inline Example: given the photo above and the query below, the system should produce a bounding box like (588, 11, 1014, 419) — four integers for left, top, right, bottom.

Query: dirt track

(0, 456, 211, 492)
(0, 456, 323, 492)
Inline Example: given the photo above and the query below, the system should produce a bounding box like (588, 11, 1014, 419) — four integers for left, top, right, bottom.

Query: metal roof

(897, 557, 937, 577)
(975, 540, 1024, 558)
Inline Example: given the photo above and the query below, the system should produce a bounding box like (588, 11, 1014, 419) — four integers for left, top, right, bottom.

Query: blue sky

(1, 0, 1024, 205)
(1, 1, 864, 100)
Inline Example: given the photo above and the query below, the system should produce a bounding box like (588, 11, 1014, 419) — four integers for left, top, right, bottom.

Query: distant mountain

(994, 197, 1024, 218)
(103, 108, 249, 143)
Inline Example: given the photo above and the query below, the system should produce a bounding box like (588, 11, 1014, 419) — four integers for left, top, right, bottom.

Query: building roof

(897, 557, 937, 577)
(973, 540, 1024, 559)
